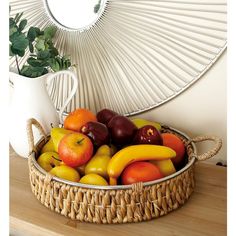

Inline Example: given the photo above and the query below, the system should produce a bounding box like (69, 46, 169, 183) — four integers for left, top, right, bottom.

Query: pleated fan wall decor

(9, 0, 227, 116)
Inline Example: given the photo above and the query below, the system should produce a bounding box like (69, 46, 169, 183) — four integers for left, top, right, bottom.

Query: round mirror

(44, 0, 107, 31)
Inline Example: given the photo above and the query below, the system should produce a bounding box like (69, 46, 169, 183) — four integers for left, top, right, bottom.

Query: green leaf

(9, 45, 14, 56)
(94, 0, 101, 13)
(44, 26, 57, 39)
(52, 61, 60, 71)
(66, 60, 71, 68)
(14, 13, 20, 22)
(48, 58, 60, 72)
(31, 66, 48, 77)
(17, 50, 25, 57)
(14, 12, 23, 24)
(19, 19, 27, 31)
(9, 27, 17, 37)
(27, 57, 41, 67)
(38, 30, 44, 36)
(62, 58, 67, 69)
(11, 33, 29, 51)
(20, 65, 31, 76)
(56, 57, 63, 69)
(20, 65, 48, 78)
(42, 67, 48, 75)
(11, 46, 25, 57)
(49, 47, 58, 57)
(46, 40, 53, 48)
(37, 50, 50, 60)
(27, 27, 40, 42)
(29, 41, 34, 53)
(94, 4, 100, 13)
(9, 31, 19, 42)
(35, 38, 45, 51)
(59, 56, 71, 70)
(27, 57, 49, 67)
(9, 18, 16, 28)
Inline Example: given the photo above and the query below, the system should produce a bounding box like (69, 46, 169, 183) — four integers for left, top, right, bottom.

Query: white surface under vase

(9, 68, 78, 158)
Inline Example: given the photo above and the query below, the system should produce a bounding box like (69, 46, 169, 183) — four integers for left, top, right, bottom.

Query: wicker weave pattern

(28, 155, 194, 223)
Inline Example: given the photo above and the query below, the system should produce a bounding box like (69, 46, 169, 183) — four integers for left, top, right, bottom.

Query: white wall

(131, 50, 227, 164)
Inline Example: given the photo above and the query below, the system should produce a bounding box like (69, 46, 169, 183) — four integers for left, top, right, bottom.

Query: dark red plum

(96, 109, 118, 126)
(107, 115, 137, 146)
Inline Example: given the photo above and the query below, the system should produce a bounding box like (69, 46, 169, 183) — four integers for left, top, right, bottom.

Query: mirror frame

(43, 0, 109, 32)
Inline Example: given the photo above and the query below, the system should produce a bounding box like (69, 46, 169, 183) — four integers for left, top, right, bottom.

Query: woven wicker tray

(26, 118, 222, 224)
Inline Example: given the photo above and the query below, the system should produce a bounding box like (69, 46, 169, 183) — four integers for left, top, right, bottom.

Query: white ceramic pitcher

(9, 68, 78, 158)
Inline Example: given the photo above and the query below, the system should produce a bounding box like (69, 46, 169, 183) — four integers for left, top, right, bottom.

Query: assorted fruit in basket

(37, 108, 186, 186)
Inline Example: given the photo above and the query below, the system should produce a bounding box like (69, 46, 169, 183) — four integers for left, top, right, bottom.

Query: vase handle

(46, 70, 78, 124)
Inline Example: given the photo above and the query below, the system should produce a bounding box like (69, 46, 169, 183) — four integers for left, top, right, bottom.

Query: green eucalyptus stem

(15, 55, 21, 75)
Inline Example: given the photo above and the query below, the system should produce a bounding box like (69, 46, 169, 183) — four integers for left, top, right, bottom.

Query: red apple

(58, 133, 93, 167)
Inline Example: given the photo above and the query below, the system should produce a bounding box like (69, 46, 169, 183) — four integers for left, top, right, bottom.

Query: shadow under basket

(26, 118, 222, 224)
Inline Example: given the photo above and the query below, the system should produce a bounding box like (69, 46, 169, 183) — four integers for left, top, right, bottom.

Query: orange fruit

(121, 161, 163, 185)
(161, 133, 185, 167)
(64, 108, 97, 132)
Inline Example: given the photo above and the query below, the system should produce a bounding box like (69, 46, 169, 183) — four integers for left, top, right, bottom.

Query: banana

(107, 145, 176, 185)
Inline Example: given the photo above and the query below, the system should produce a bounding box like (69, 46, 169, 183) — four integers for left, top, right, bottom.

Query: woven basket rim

(30, 125, 197, 190)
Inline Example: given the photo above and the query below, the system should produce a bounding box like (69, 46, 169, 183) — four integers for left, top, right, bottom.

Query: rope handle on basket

(187, 135, 222, 161)
(26, 118, 48, 155)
